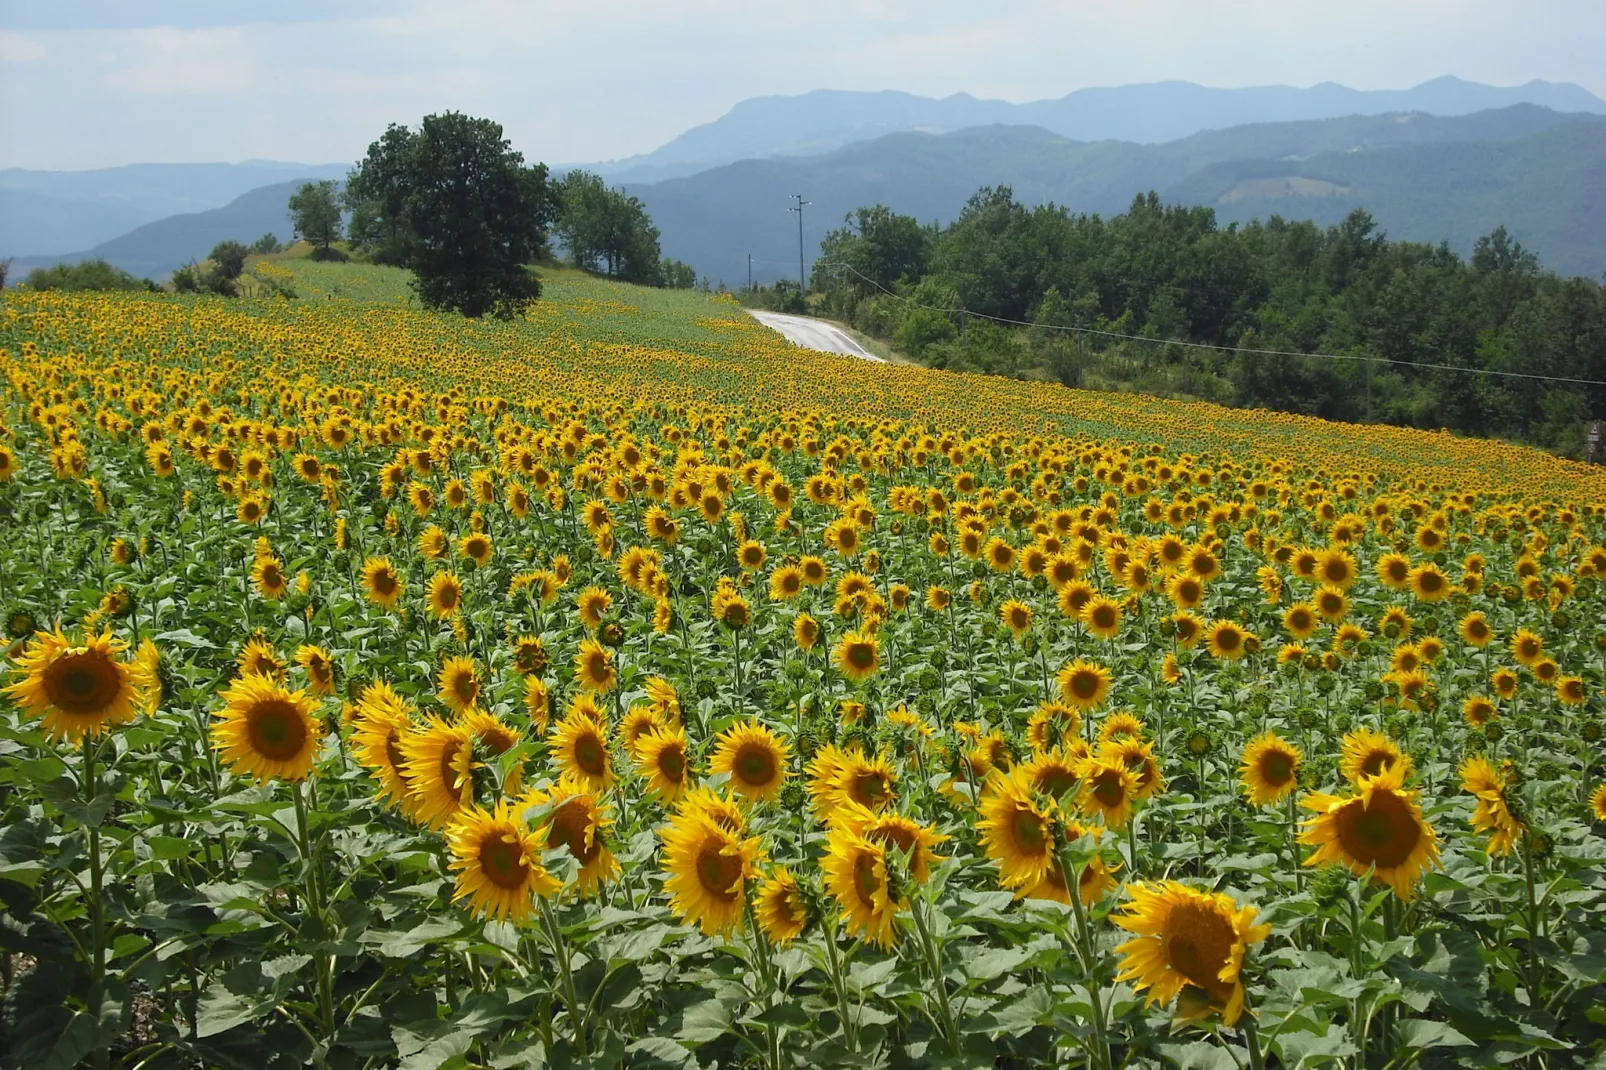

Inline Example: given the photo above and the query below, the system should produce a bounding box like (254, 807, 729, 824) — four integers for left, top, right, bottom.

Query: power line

(788, 195, 811, 293)
(812, 255, 1606, 388)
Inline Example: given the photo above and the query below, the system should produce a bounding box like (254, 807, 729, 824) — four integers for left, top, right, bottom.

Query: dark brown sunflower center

(372, 571, 397, 595)
(573, 732, 607, 775)
(1361, 750, 1394, 778)
(247, 700, 308, 761)
(45, 652, 122, 715)
(1093, 771, 1126, 806)
(735, 743, 776, 786)
(478, 834, 528, 890)
(1012, 807, 1048, 853)
(439, 741, 465, 794)
(386, 733, 411, 781)
(656, 745, 686, 783)
(846, 643, 875, 671)
(1337, 790, 1421, 867)
(548, 802, 598, 862)
(1165, 901, 1237, 1000)
(452, 675, 478, 703)
(696, 841, 742, 901)
(1260, 752, 1294, 785)
(852, 851, 882, 906)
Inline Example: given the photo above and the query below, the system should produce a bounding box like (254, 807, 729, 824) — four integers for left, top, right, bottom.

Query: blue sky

(2, 0, 1602, 170)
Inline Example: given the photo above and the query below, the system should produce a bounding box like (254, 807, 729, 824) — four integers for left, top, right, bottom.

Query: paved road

(748, 310, 885, 362)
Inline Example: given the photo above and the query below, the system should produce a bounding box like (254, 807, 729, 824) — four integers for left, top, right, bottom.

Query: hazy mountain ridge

(585, 76, 1606, 183)
(623, 106, 1606, 289)
(0, 161, 348, 257)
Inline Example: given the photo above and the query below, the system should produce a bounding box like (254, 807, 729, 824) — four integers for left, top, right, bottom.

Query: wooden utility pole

(789, 194, 810, 294)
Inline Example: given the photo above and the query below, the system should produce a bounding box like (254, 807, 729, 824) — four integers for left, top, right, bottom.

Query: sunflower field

(3, 265, 1606, 1070)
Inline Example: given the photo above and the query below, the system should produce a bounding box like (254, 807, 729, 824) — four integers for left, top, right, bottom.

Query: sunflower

(833, 803, 947, 882)
(635, 725, 695, 801)
(252, 555, 288, 600)
(1112, 881, 1271, 1025)
(462, 708, 521, 758)
(1300, 762, 1440, 900)
(832, 629, 879, 683)
(459, 532, 493, 566)
(577, 586, 612, 630)
(1313, 585, 1349, 623)
(1204, 620, 1249, 661)
(1102, 737, 1165, 799)
(1407, 564, 1453, 602)
(523, 783, 619, 894)
(1077, 758, 1137, 828)
(1239, 732, 1302, 806)
(1058, 659, 1112, 711)
(1315, 548, 1356, 589)
(1458, 612, 1493, 647)
(977, 768, 1059, 891)
(237, 636, 285, 680)
(620, 705, 664, 758)
(446, 800, 560, 922)
(436, 656, 482, 714)
(1097, 711, 1145, 746)
(402, 717, 477, 828)
(999, 599, 1033, 638)
(1592, 784, 1606, 823)
(1376, 552, 1413, 590)
(4, 628, 141, 744)
(755, 867, 810, 945)
(1078, 596, 1122, 641)
(769, 565, 804, 601)
(421, 569, 463, 619)
(821, 749, 898, 812)
(362, 557, 404, 609)
(1339, 727, 1411, 783)
(660, 806, 764, 936)
(211, 674, 323, 782)
(1459, 756, 1525, 857)
(1282, 602, 1319, 640)
(1491, 667, 1520, 700)
(710, 721, 790, 802)
(821, 825, 901, 949)
(1023, 843, 1119, 908)
(572, 637, 617, 693)
(352, 690, 419, 814)
(550, 713, 615, 792)
(418, 524, 449, 559)
(1026, 702, 1083, 756)
(1170, 611, 1203, 649)
(925, 584, 952, 611)
(793, 612, 821, 651)
(294, 644, 336, 696)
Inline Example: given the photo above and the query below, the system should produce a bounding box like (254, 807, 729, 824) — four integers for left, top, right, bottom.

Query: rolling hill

(0, 160, 347, 258)
(625, 107, 1606, 287)
(585, 76, 1606, 183)
(10, 179, 323, 281)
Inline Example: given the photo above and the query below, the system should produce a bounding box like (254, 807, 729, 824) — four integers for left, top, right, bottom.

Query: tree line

(805, 190, 1606, 456)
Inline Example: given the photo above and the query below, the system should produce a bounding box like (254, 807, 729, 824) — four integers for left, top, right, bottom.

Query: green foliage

(657, 258, 697, 290)
(815, 189, 1606, 454)
(22, 260, 161, 294)
(287, 180, 344, 254)
(345, 112, 557, 318)
(250, 234, 283, 255)
(556, 170, 664, 284)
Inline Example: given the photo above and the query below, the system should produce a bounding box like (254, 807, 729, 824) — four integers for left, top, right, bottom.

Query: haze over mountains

(4, 78, 1605, 286)
(582, 76, 1606, 183)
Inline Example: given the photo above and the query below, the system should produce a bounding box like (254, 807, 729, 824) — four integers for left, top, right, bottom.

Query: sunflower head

(660, 806, 763, 936)
(1299, 762, 1440, 900)
(710, 721, 790, 802)
(821, 825, 901, 949)
(446, 800, 560, 922)
(755, 866, 811, 945)
(832, 630, 879, 683)
(211, 673, 323, 782)
(549, 713, 615, 792)
(5, 628, 140, 743)
(1239, 731, 1302, 806)
(1113, 880, 1271, 1026)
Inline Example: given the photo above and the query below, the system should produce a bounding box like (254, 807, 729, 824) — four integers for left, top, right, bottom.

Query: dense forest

(803, 190, 1606, 455)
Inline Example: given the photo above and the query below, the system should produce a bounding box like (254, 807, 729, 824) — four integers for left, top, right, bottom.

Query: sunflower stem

(1058, 848, 1111, 1070)
(292, 777, 334, 1034)
(910, 893, 958, 1055)
(84, 736, 110, 1070)
(539, 896, 588, 1058)
(1239, 994, 1266, 1070)
(820, 914, 859, 1053)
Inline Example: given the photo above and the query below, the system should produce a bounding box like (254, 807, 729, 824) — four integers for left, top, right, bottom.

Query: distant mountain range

(0, 161, 347, 257)
(582, 76, 1606, 183)
(7, 79, 1606, 287)
(628, 105, 1606, 287)
(8, 179, 324, 281)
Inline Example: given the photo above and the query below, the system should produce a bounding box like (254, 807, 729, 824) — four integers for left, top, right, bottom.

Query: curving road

(748, 310, 885, 362)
